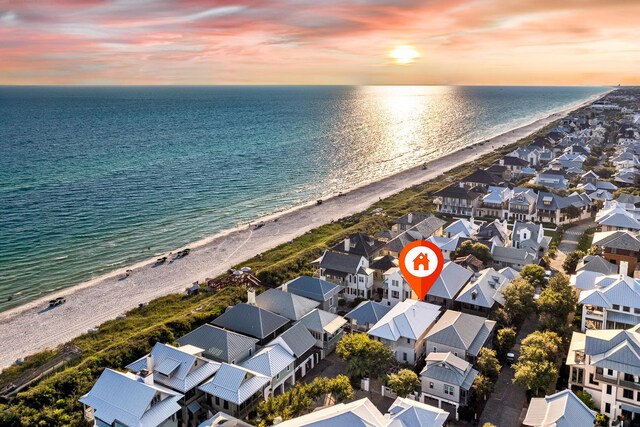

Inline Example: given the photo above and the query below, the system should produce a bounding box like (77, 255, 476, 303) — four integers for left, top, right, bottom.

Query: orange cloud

(0, 0, 637, 85)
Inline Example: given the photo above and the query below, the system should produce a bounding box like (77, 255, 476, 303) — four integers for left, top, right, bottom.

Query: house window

(391, 291, 399, 299)
(359, 276, 364, 283)
(624, 389, 634, 399)
(606, 384, 612, 395)
(215, 396, 220, 406)
(444, 385, 454, 396)
(392, 280, 399, 287)
(433, 347, 437, 352)
(613, 304, 620, 310)
(623, 306, 631, 313)
(223, 400, 229, 410)
(429, 382, 434, 389)
(605, 403, 611, 414)
(607, 369, 614, 376)
(403, 352, 407, 361)
(571, 368, 584, 384)
(589, 373, 599, 385)
(637, 391, 640, 402)
(407, 338, 411, 344)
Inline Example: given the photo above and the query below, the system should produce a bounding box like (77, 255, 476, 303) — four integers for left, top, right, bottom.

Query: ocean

(0, 85, 608, 311)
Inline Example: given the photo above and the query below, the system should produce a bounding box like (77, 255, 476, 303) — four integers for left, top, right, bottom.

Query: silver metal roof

(176, 324, 258, 363)
(256, 288, 320, 321)
(426, 310, 495, 357)
(269, 321, 316, 358)
(368, 300, 441, 342)
(428, 262, 473, 300)
(241, 344, 295, 378)
(523, 390, 595, 427)
(211, 303, 290, 339)
(198, 363, 270, 405)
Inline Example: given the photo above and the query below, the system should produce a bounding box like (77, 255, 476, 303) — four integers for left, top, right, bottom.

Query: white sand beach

(0, 93, 607, 370)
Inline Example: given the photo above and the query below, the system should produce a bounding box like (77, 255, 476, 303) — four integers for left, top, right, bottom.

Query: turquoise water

(0, 85, 607, 311)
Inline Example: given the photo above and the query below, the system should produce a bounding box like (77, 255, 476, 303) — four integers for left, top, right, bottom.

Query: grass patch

(577, 227, 597, 253)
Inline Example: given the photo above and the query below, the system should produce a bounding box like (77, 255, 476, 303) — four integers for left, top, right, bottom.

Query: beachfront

(0, 93, 605, 370)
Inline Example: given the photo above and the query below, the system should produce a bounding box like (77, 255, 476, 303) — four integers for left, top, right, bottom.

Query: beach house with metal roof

(255, 288, 319, 321)
(578, 274, 640, 331)
(198, 363, 270, 420)
(593, 230, 640, 273)
(314, 250, 374, 301)
(455, 268, 511, 316)
(280, 275, 343, 313)
(425, 310, 496, 363)
(211, 302, 289, 345)
(125, 343, 221, 425)
(269, 322, 318, 380)
(367, 299, 442, 365)
(566, 326, 640, 423)
(240, 344, 296, 397)
(420, 352, 478, 421)
(298, 308, 347, 357)
(80, 368, 183, 427)
(425, 261, 473, 309)
(523, 389, 595, 427)
(344, 300, 392, 331)
(176, 325, 258, 364)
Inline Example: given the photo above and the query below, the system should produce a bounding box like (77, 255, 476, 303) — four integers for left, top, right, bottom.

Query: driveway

(549, 220, 595, 272)
(479, 314, 539, 427)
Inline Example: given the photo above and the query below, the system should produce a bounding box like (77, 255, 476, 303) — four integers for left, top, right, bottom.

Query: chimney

(147, 353, 154, 373)
(619, 261, 629, 277)
(407, 213, 413, 224)
(247, 287, 256, 305)
(344, 237, 350, 252)
(499, 158, 504, 166)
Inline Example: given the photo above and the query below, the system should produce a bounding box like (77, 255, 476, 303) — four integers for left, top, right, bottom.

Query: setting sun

(389, 45, 420, 65)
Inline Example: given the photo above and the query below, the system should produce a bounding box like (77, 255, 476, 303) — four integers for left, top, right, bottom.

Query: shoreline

(0, 90, 609, 369)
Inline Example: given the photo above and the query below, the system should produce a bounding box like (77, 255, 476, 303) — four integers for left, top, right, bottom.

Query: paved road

(549, 220, 595, 273)
(479, 314, 539, 427)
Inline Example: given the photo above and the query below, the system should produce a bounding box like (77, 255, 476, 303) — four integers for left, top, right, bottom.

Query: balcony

(584, 305, 604, 318)
(620, 379, 640, 391)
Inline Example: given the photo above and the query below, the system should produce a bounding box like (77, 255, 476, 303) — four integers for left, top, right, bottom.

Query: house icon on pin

(413, 252, 429, 271)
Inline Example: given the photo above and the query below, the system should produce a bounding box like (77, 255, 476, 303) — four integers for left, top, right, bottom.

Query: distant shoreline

(0, 90, 609, 369)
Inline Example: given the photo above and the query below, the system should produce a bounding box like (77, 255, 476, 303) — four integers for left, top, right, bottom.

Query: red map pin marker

(399, 240, 445, 300)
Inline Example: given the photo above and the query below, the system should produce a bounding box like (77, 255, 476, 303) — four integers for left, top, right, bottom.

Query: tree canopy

(501, 278, 535, 325)
(453, 240, 492, 263)
(476, 348, 501, 380)
(512, 331, 562, 396)
(387, 369, 420, 398)
(537, 274, 577, 333)
(336, 333, 394, 379)
(562, 250, 585, 274)
(472, 374, 494, 401)
(520, 264, 547, 289)
(495, 327, 517, 361)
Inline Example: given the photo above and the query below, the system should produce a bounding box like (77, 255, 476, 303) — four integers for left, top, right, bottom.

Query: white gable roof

(368, 300, 441, 342)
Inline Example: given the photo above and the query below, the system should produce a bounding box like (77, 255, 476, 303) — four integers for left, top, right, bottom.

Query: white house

(368, 299, 442, 365)
(315, 250, 374, 301)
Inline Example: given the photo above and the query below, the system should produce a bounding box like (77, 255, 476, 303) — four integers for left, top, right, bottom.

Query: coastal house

(274, 397, 448, 427)
(176, 325, 258, 365)
(240, 344, 296, 398)
(381, 266, 416, 307)
(211, 298, 289, 345)
(344, 300, 392, 331)
(490, 245, 537, 271)
(476, 219, 509, 248)
(508, 188, 538, 222)
(369, 254, 398, 287)
(578, 274, 640, 331)
(566, 326, 640, 423)
(511, 221, 550, 259)
(459, 169, 501, 191)
(596, 207, 640, 232)
(420, 352, 478, 421)
(444, 218, 477, 239)
(298, 308, 346, 357)
(425, 261, 474, 309)
(433, 184, 483, 217)
(330, 232, 384, 262)
(425, 310, 496, 364)
(532, 171, 569, 190)
(125, 343, 221, 426)
(198, 363, 270, 420)
(80, 368, 183, 427)
(280, 275, 343, 313)
(592, 231, 640, 274)
(522, 390, 596, 427)
(379, 214, 446, 258)
(367, 299, 442, 365)
(536, 192, 592, 225)
(511, 146, 542, 167)
(455, 268, 511, 316)
(254, 288, 319, 321)
(314, 250, 374, 301)
(427, 235, 463, 261)
(498, 156, 529, 178)
(453, 254, 485, 273)
(477, 186, 510, 219)
(388, 212, 446, 239)
(269, 322, 318, 380)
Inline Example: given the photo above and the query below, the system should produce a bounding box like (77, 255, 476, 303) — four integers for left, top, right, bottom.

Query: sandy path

(0, 93, 607, 370)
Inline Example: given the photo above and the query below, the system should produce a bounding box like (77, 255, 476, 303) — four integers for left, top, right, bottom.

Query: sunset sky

(1, 0, 638, 85)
